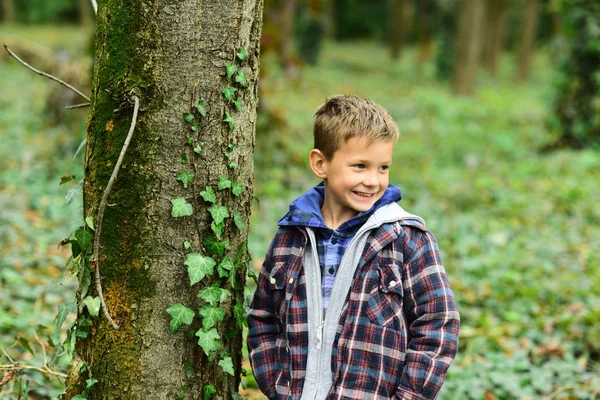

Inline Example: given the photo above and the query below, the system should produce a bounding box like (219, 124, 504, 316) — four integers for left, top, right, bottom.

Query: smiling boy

(248, 95, 460, 399)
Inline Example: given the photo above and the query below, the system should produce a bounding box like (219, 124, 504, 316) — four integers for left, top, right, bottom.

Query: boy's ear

(309, 149, 328, 179)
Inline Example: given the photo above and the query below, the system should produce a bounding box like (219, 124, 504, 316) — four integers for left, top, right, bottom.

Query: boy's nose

(363, 171, 378, 186)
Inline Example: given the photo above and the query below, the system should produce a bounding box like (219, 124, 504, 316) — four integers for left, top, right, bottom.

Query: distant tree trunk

(548, 0, 600, 149)
(435, 0, 458, 81)
(389, 0, 415, 60)
(482, 0, 509, 75)
(66, 0, 264, 398)
(1, 0, 15, 22)
(279, 0, 299, 75)
(453, 0, 486, 95)
(78, 0, 92, 25)
(416, 0, 434, 65)
(518, 0, 540, 80)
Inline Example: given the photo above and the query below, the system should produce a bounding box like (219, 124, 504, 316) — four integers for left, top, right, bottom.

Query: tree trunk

(518, 0, 540, 80)
(482, 0, 509, 76)
(78, 0, 92, 25)
(416, 0, 434, 65)
(453, 0, 486, 95)
(1, 0, 15, 22)
(389, 0, 414, 60)
(279, 0, 299, 76)
(68, 0, 263, 398)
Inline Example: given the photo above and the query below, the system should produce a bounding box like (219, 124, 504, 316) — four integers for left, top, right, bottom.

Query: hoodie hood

(278, 183, 402, 231)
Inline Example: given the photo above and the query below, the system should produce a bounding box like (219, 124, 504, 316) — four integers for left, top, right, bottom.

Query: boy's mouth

(353, 191, 376, 198)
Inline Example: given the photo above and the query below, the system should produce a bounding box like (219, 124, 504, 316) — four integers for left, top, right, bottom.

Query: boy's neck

(320, 205, 357, 230)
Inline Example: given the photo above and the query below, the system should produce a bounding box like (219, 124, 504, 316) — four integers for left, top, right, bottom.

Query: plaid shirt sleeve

(394, 226, 460, 400)
(247, 239, 282, 400)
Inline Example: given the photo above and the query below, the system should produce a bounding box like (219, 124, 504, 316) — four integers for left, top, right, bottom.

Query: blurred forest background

(1, 0, 599, 398)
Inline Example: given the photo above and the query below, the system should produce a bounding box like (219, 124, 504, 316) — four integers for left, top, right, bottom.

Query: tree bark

(78, 0, 92, 25)
(453, 0, 486, 95)
(416, 0, 434, 65)
(518, 0, 540, 80)
(1, 0, 15, 22)
(482, 0, 509, 76)
(389, 0, 414, 60)
(279, 0, 299, 76)
(68, 0, 263, 398)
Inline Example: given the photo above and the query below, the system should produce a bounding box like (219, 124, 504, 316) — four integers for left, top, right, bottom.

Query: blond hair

(313, 95, 399, 160)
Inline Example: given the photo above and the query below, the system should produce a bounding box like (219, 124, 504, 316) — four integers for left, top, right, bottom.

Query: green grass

(0, 23, 598, 399)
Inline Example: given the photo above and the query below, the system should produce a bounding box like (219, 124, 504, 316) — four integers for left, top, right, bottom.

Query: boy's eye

(353, 164, 366, 169)
(380, 165, 390, 171)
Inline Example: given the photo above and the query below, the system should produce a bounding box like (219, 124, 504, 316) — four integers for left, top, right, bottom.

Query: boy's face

(310, 136, 394, 227)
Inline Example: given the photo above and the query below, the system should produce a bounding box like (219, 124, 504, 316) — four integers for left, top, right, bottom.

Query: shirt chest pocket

(269, 261, 299, 322)
(366, 263, 406, 331)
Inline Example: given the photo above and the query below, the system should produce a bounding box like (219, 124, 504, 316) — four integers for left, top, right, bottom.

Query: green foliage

(185, 253, 217, 286)
(550, 0, 600, 148)
(203, 384, 217, 400)
(176, 171, 195, 188)
(195, 328, 222, 357)
(166, 304, 195, 333)
(222, 87, 236, 103)
(226, 64, 238, 79)
(200, 186, 217, 203)
(195, 100, 207, 117)
(218, 356, 235, 376)
(236, 47, 248, 63)
(208, 204, 230, 225)
(81, 296, 100, 318)
(171, 197, 193, 217)
(198, 305, 225, 331)
(218, 175, 232, 190)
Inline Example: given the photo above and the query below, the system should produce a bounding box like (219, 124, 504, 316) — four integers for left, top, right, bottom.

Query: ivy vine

(168, 46, 251, 396)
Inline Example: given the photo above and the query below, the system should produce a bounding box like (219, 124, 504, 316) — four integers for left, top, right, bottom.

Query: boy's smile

(310, 136, 394, 229)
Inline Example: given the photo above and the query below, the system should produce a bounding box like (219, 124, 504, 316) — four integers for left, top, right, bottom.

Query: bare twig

(90, 0, 98, 15)
(92, 95, 140, 330)
(3, 43, 91, 102)
(0, 364, 67, 379)
(66, 103, 90, 109)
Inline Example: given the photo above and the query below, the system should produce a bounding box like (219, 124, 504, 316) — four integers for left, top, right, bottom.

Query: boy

(247, 95, 459, 400)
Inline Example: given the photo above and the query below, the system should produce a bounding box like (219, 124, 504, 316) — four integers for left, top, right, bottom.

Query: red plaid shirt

(247, 219, 459, 399)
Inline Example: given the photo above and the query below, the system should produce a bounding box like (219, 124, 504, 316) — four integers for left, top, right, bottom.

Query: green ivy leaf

(195, 328, 221, 357)
(218, 356, 235, 376)
(171, 197, 193, 217)
(198, 284, 231, 306)
(226, 63, 238, 79)
(228, 162, 238, 169)
(195, 100, 207, 117)
(181, 154, 189, 164)
(185, 253, 216, 285)
(200, 186, 217, 203)
(233, 212, 246, 230)
(233, 98, 243, 112)
(187, 137, 194, 145)
(208, 204, 229, 225)
(60, 175, 76, 185)
(184, 112, 194, 122)
(184, 240, 191, 250)
(82, 296, 100, 318)
(237, 47, 248, 63)
(86, 378, 98, 391)
(176, 171, 195, 189)
(194, 145, 202, 154)
(223, 112, 233, 124)
(203, 384, 217, 400)
(56, 302, 77, 330)
(79, 259, 92, 298)
(203, 236, 229, 257)
(222, 87, 236, 102)
(211, 221, 224, 240)
(191, 122, 199, 132)
(234, 302, 248, 328)
(219, 256, 235, 272)
(235, 71, 247, 87)
(231, 180, 244, 196)
(74, 227, 93, 251)
(166, 303, 195, 333)
(218, 175, 232, 190)
(198, 304, 225, 331)
(85, 216, 95, 230)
